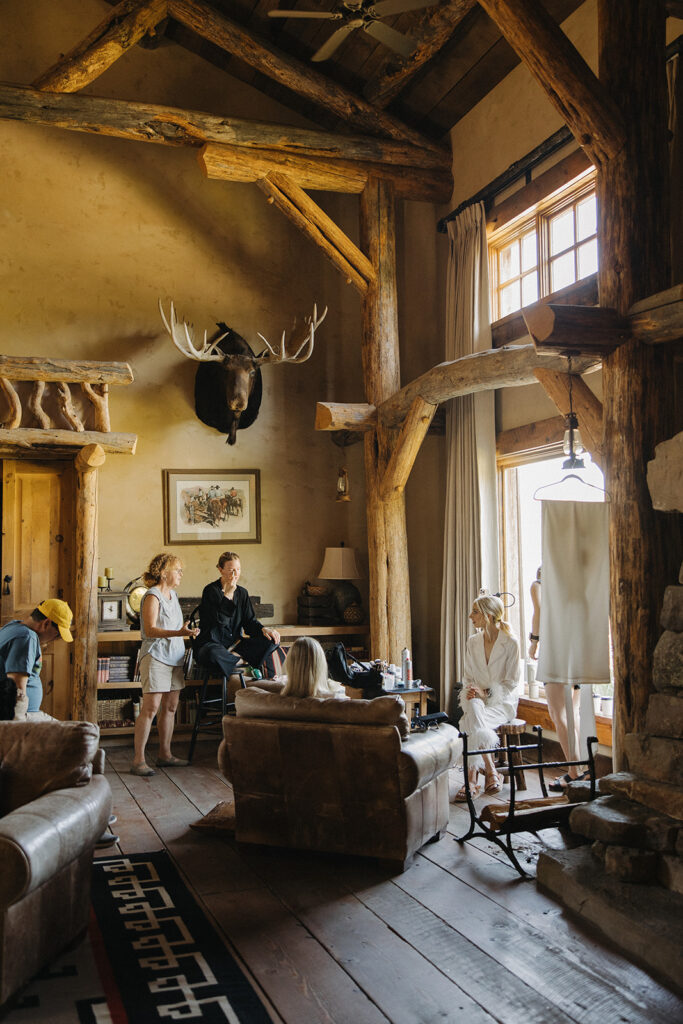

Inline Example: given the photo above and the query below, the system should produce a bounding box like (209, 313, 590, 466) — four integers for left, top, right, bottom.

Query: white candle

(525, 662, 535, 685)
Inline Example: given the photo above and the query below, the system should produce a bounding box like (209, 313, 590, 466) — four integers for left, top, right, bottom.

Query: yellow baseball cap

(37, 599, 74, 642)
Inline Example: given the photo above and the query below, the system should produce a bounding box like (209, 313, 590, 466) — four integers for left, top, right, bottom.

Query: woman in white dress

(455, 594, 520, 801)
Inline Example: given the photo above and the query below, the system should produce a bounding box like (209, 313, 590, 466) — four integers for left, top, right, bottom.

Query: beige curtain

(440, 203, 499, 714)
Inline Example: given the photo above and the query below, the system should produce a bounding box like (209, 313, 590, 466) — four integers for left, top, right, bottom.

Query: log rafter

(257, 173, 375, 295)
(32, 0, 168, 93)
(166, 0, 446, 156)
(379, 397, 437, 502)
(477, 0, 626, 165)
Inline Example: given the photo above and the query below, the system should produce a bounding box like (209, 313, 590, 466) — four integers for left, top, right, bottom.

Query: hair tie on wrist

(529, 633, 539, 642)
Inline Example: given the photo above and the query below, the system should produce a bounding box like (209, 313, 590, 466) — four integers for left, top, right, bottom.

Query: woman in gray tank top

(131, 553, 199, 777)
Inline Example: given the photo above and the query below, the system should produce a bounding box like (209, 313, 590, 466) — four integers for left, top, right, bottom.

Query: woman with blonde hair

(282, 636, 344, 699)
(131, 553, 198, 777)
(454, 593, 520, 801)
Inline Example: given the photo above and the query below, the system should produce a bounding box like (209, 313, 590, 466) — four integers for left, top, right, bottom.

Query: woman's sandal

(548, 770, 589, 793)
(484, 770, 504, 795)
(454, 781, 482, 802)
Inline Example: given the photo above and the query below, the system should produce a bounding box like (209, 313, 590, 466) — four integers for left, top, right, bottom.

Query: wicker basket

(96, 697, 134, 727)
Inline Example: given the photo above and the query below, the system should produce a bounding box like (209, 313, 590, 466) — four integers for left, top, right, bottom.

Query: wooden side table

(343, 683, 433, 721)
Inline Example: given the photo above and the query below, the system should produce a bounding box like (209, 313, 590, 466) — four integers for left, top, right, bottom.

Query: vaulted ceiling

(146, 0, 585, 141)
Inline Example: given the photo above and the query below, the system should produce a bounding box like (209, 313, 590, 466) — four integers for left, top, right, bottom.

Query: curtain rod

(438, 37, 681, 235)
(437, 126, 573, 234)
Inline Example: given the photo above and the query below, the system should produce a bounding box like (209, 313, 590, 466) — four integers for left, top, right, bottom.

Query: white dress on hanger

(458, 629, 520, 765)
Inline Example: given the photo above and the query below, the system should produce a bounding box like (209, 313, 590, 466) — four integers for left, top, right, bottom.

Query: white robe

(458, 630, 520, 764)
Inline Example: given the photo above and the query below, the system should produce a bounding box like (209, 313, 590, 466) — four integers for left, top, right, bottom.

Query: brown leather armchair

(0, 721, 112, 1007)
(218, 689, 461, 871)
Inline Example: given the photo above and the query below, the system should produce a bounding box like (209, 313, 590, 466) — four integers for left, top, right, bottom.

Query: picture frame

(163, 469, 261, 545)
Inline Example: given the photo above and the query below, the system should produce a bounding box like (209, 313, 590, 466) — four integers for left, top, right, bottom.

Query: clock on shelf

(97, 591, 129, 631)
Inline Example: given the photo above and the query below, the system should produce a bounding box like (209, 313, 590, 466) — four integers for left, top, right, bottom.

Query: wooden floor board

(101, 752, 683, 1024)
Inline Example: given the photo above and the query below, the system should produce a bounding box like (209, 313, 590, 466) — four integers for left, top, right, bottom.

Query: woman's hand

(180, 621, 200, 639)
(263, 626, 280, 645)
(466, 685, 486, 701)
(528, 640, 538, 660)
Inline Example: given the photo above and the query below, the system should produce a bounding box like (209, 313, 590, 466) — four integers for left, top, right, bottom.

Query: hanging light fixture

(562, 356, 585, 470)
(336, 465, 351, 502)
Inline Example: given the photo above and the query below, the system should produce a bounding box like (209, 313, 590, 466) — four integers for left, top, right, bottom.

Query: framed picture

(163, 469, 261, 545)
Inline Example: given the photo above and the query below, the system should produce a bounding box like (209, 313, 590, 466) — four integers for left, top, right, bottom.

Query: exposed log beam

(533, 369, 603, 467)
(496, 415, 566, 457)
(257, 173, 373, 295)
(364, 0, 477, 108)
(492, 275, 599, 348)
(0, 355, 133, 385)
(0, 429, 137, 456)
(523, 303, 630, 356)
(0, 84, 449, 170)
(378, 344, 598, 429)
(315, 403, 377, 432)
(629, 283, 683, 345)
(200, 142, 452, 202)
(379, 397, 437, 502)
(666, 1, 683, 15)
(72, 444, 104, 723)
(32, 0, 168, 93)
(477, 0, 626, 164)
(166, 0, 446, 155)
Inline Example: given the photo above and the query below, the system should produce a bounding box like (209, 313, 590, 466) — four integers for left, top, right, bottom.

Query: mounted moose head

(159, 300, 327, 444)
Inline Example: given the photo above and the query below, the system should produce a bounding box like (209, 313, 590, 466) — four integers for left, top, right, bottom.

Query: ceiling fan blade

(363, 20, 416, 57)
(311, 20, 362, 61)
(371, 0, 436, 16)
(268, 9, 342, 18)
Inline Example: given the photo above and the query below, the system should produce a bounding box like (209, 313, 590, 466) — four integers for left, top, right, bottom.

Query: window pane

(521, 271, 538, 306)
(577, 194, 597, 241)
(500, 280, 521, 317)
(550, 251, 575, 291)
(499, 241, 519, 283)
(521, 231, 537, 272)
(578, 238, 598, 279)
(549, 208, 575, 255)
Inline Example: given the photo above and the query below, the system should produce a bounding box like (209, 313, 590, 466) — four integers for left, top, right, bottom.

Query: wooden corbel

(379, 397, 437, 502)
(523, 303, 631, 357)
(315, 403, 377, 432)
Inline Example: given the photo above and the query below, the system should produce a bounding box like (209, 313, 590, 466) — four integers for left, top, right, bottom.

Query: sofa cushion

(235, 688, 410, 737)
(0, 721, 100, 816)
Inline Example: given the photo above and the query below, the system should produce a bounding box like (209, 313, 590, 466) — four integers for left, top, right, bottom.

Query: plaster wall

(0, 0, 369, 623)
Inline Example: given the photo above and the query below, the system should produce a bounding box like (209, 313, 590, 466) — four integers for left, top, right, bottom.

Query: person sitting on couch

(281, 636, 345, 699)
(0, 599, 74, 720)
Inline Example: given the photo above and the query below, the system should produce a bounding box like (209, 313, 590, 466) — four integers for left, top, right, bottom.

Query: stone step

(569, 794, 680, 851)
(661, 584, 683, 631)
(623, 733, 683, 788)
(653, 630, 683, 692)
(537, 845, 683, 994)
(591, 839, 683, 892)
(646, 692, 683, 739)
(599, 770, 683, 820)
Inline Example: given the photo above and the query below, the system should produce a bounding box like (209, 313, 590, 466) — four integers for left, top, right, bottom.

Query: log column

(597, 0, 679, 765)
(360, 176, 411, 662)
(71, 443, 105, 723)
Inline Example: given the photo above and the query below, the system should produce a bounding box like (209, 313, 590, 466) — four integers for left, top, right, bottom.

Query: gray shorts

(140, 655, 185, 694)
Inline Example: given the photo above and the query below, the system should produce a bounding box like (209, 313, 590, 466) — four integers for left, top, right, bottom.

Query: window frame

(488, 169, 597, 323)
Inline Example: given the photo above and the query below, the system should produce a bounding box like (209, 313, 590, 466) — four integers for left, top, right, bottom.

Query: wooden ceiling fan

(268, 0, 436, 62)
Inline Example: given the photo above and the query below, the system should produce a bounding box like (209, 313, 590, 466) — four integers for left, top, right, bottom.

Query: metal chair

(187, 662, 245, 764)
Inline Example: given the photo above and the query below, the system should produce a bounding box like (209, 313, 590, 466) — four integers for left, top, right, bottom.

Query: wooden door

(1, 460, 74, 718)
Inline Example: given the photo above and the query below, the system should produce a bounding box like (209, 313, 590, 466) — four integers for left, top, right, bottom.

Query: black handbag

(326, 642, 384, 699)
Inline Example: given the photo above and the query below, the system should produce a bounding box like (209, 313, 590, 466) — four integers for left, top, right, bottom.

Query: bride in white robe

(454, 594, 520, 801)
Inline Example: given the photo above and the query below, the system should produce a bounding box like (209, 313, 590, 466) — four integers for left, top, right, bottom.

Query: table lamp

(318, 543, 363, 622)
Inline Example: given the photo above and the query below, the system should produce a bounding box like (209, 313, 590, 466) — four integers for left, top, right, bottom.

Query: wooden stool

(496, 719, 528, 791)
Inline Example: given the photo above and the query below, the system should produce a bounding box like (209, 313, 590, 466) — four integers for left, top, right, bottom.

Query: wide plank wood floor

(101, 740, 683, 1024)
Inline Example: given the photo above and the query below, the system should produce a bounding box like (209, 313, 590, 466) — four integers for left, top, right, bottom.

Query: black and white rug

(4, 852, 272, 1024)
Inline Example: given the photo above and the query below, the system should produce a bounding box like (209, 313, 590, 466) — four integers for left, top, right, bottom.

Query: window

(489, 170, 597, 321)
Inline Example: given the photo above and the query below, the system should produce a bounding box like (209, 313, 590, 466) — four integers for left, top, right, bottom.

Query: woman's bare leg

(544, 682, 582, 778)
(157, 690, 180, 761)
(133, 692, 162, 767)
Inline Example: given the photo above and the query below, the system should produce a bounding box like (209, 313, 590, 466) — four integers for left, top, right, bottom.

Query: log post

(72, 443, 105, 723)
(597, 0, 678, 765)
(360, 176, 411, 663)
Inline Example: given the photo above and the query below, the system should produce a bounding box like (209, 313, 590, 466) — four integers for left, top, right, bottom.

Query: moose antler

(159, 300, 229, 362)
(256, 304, 328, 364)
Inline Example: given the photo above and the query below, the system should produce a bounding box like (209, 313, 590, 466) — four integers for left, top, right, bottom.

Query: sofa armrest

(0, 775, 112, 909)
(398, 725, 462, 798)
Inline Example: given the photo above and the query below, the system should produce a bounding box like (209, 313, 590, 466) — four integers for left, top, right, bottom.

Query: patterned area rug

(4, 852, 272, 1023)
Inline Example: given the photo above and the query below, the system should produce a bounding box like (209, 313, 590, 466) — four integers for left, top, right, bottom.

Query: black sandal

(549, 770, 589, 793)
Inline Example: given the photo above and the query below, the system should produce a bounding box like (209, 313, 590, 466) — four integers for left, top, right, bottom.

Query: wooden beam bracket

(379, 397, 437, 502)
(523, 302, 631, 357)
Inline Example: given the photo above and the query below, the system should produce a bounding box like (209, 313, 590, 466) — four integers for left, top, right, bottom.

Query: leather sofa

(218, 688, 461, 870)
(0, 721, 112, 1007)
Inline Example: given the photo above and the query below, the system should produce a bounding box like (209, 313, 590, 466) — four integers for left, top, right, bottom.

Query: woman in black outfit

(196, 551, 280, 676)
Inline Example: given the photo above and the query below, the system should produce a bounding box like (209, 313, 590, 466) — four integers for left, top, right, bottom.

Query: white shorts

(140, 655, 185, 694)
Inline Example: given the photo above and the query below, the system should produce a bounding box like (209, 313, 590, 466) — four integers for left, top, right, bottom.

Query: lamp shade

(318, 546, 361, 580)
